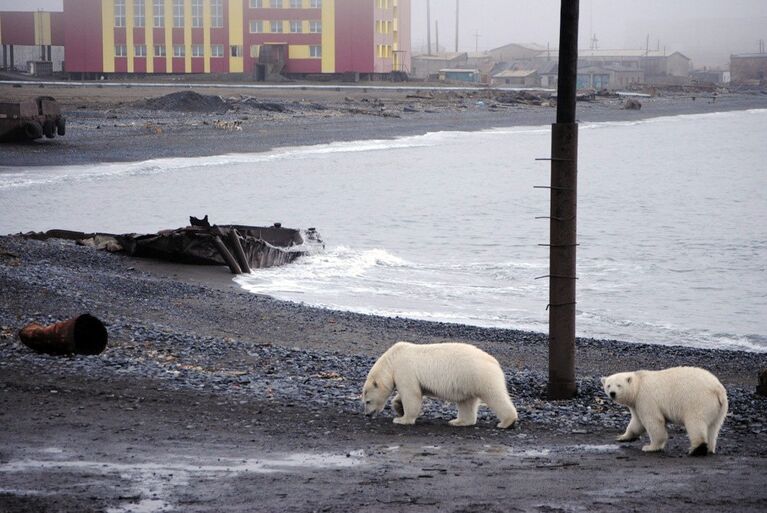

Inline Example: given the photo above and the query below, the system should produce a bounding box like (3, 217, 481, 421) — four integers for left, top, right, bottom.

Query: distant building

(491, 69, 538, 87)
(730, 53, 767, 84)
(576, 65, 643, 90)
(438, 68, 479, 83)
(410, 52, 467, 80)
(690, 68, 730, 85)
(1, 0, 411, 79)
(487, 42, 547, 64)
(0, 9, 65, 72)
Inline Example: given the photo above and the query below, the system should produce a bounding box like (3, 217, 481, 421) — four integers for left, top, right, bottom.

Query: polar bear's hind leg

(449, 398, 480, 427)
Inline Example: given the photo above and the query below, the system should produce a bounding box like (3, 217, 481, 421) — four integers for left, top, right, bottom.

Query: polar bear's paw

(616, 434, 639, 442)
(496, 419, 517, 429)
(448, 418, 474, 427)
(393, 416, 416, 425)
(641, 444, 664, 452)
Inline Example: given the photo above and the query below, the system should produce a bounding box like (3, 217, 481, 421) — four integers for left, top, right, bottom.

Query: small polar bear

(601, 367, 728, 456)
(361, 341, 518, 428)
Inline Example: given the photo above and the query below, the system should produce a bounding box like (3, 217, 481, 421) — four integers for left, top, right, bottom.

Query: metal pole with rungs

(548, 0, 579, 400)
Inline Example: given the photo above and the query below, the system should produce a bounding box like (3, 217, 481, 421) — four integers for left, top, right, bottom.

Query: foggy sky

(412, 0, 767, 68)
(0, 0, 62, 12)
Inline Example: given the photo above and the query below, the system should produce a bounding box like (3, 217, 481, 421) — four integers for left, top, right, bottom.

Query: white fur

(601, 367, 728, 455)
(362, 341, 518, 428)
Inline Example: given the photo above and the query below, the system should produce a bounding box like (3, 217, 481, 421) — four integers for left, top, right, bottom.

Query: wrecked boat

(0, 96, 66, 142)
(24, 219, 323, 274)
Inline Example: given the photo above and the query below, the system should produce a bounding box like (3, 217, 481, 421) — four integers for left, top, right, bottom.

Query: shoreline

(1, 235, 766, 512)
(2, 83, 766, 166)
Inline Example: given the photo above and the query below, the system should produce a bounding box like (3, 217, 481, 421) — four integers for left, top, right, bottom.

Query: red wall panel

(62, 0, 103, 72)
(334, 0, 374, 73)
(1, 12, 36, 45)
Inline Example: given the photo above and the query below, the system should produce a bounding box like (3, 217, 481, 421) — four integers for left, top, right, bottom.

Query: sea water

(1, 109, 765, 352)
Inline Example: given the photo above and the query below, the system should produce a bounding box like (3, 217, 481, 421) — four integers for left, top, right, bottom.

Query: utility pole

(474, 30, 480, 53)
(455, 0, 459, 53)
(427, 0, 432, 55)
(547, 0, 579, 400)
(436, 20, 439, 54)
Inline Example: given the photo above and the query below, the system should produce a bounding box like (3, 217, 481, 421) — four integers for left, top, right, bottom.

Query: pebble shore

(2, 235, 765, 450)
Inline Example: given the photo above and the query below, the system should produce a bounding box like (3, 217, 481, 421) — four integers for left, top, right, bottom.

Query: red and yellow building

(1, 0, 410, 78)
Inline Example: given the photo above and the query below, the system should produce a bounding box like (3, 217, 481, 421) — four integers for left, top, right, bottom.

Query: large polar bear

(362, 341, 518, 428)
(601, 367, 728, 456)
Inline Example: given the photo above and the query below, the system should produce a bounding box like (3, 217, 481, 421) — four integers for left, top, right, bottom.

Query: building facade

(2, 0, 410, 78)
(0, 9, 66, 72)
(730, 53, 767, 84)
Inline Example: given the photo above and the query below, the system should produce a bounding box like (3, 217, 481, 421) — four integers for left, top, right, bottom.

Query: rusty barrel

(18, 313, 108, 355)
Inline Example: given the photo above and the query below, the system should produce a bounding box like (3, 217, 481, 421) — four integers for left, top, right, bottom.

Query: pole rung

(535, 274, 578, 280)
(535, 157, 575, 162)
(535, 216, 576, 221)
(546, 301, 577, 310)
(538, 243, 579, 247)
(533, 186, 574, 191)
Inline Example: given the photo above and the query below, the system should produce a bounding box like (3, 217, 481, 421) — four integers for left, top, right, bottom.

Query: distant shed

(730, 53, 767, 84)
(439, 68, 481, 83)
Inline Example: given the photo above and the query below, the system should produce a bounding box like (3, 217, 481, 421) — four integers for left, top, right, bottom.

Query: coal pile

(140, 91, 228, 113)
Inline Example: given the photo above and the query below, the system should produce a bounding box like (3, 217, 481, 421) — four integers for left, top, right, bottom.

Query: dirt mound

(140, 91, 228, 113)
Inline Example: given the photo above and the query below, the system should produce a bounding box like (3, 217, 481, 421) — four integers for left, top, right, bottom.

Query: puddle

(0, 449, 366, 513)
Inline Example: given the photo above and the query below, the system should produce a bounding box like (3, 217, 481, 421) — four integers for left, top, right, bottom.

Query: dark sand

(1, 83, 766, 512)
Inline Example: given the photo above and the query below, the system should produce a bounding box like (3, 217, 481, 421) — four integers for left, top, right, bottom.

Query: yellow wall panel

(164, 0, 173, 72)
(101, 0, 115, 72)
(184, 0, 192, 71)
(145, 0, 154, 72)
(228, 0, 243, 72)
(321, 0, 334, 72)
(288, 44, 309, 59)
(203, 0, 211, 72)
(126, 0, 134, 72)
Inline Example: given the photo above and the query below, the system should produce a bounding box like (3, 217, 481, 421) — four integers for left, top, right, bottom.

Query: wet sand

(2, 82, 767, 166)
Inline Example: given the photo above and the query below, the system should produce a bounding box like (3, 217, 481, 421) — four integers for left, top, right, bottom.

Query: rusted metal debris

(19, 313, 108, 355)
(0, 96, 66, 142)
(23, 219, 323, 274)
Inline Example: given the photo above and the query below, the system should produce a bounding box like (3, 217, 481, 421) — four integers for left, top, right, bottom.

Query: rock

(757, 369, 767, 396)
(624, 98, 642, 110)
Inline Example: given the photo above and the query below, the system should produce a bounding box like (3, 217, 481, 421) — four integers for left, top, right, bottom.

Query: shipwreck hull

(23, 222, 322, 274)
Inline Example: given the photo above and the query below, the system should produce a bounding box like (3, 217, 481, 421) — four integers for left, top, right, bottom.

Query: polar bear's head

(361, 377, 392, 415)
(601, 372, 637, 406)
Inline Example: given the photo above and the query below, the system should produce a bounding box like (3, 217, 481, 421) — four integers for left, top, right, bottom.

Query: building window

(191, 44, 204, 57)
(153, 0, 164, 27)
(173, 44, 185, 57)
(310, 0, 321, 7)
(290, 20, 301, 33)
(270, 20, 283, 32)
(310, 45, 321, 58)
(250, 44, 261, 58)
(249, 0, 262, 7)
(134, 44, 147, 57)
(290, 0, 301, 7)
(211, 44, 224, 57)
(114, 0, 126, 27)
(249, 20, 263, 33)
(270, 0, 282, 7)
(211, 0, 223, 27)
(192, 0, 203, 27)
(173, 0, 184, 27)
(134, 0, 145, 27)
(309, 20, 321, 33)
(115, 44, 127, 57)
(154, 44, 166, 57)
(231, 45, 243, 57)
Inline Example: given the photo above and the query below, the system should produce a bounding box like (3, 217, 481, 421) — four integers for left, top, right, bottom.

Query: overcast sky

(0, 0, 62, 11)
(412, 0, 767, 67)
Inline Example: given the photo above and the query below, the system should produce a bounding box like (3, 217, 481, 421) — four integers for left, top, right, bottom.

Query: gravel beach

(2, 82, 767, 512)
